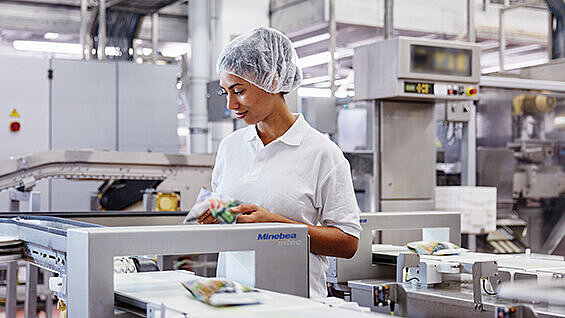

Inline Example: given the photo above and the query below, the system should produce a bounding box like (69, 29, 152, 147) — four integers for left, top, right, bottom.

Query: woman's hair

(216, 27, 303, 94)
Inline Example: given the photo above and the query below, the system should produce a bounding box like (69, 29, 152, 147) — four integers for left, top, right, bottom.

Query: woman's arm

(233, 204, 359, 259)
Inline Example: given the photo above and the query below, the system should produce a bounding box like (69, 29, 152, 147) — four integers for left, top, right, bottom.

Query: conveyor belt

(114, 271, 385, 318)
(371, 244, 565, 273)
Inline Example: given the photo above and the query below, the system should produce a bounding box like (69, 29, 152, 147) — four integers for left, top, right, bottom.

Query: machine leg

(45, 271, 53, 318)
(6, 261, 17, 318)
(468, 234, 477, 252)
(25, 263, 38, 318)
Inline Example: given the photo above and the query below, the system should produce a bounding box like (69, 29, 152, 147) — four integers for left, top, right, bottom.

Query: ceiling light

(104, 46, 122, 57)
(161, 42, 190, 57)
(302, 75, 329, 85)
(297, 87, 331, 98)
(177, 127, 189, 136)
(297, 48, 354, 69)
(43, 32, 60, 40)
(142, 48, 152, 56)
(293, 33, 330, 48)
(13, 40, 81, 54)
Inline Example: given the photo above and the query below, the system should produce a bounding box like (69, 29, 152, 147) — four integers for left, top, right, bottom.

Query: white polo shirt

(212, 113, 361, 299)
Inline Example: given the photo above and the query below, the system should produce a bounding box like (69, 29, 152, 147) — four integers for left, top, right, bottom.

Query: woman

(199, 27, 361, 299)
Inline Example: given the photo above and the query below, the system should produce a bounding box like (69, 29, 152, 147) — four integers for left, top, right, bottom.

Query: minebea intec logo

(257, 232, 302, 246)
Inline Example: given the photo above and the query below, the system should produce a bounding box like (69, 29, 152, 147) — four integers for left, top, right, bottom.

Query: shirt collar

(244, 113, 308, 146)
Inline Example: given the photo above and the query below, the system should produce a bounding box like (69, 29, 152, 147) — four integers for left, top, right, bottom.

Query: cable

(482, 278, 497, 296)
(405, 277, 420, 283)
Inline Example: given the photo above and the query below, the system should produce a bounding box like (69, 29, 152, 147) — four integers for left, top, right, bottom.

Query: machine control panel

(354, 37, 480, 101)
(373, 284, 391, 307)
(403, 81, 478, 98)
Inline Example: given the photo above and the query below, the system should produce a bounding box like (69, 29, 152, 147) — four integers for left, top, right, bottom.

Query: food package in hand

(183, 188, 241, 224)
(181, 277, 264, 306)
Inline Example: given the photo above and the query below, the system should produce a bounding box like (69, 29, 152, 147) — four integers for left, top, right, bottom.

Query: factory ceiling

(0, 0, 555, 90)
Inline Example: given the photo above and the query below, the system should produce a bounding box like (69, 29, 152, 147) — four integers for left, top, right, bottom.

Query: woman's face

(219, 72, 278, 125)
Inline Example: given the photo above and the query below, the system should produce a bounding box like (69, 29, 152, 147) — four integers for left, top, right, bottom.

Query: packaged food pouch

(406, 241, 467, 256)
(181, 278, 263, 306)
(183, 188, 241, 224)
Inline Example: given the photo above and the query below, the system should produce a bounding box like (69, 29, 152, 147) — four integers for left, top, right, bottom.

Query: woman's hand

(197, 210, 219, 224)
(232, 204, 282, 223)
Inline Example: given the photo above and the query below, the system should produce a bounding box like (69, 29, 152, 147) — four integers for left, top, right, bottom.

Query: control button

(467, 87, 478, 96)
(458, 86, 465, 95)
(10, 121, 20, 132)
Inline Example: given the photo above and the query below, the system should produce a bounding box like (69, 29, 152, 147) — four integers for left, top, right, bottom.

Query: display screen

(410, 45, 472, 77)
(404, 82, 434, 95)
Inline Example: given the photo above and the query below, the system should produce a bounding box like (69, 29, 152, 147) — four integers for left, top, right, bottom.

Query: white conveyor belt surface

(114, 271, 387, 318)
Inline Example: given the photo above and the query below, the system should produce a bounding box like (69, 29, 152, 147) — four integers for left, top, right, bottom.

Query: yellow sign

(9, 109, 19, 118)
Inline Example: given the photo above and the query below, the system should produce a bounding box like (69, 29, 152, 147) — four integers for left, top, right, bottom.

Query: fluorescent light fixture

(161, 42, 190, 57)
(297, 87, 331, 98)
(297, 48, 353, 69)
(554, 116, 565, 126)
(105, 46, 122, 57)
(313, 78, 351, 88)
(293, 33, 330, 48)
(43, 32, 60, 40)
(177, 127, 189, 136)
(479, 41, 499, 50)
(481, 57, 548, 74)
(13, 40, 81, 54)
(142, 48, 152, 56)
(298, 51, 330, 69)
(302, 75, 329, 85)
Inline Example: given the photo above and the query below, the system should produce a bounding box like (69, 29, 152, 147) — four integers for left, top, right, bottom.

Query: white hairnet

(216, 27, 303, 94)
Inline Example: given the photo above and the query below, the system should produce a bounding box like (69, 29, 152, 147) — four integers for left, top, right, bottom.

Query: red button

(10, 121, 20, 132)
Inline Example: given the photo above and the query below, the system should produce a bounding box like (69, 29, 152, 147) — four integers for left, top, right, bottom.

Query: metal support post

(6, 262, 17, 318)
(384, 0, 394, 39)
(45, 271, 53, 318)
(80, 0, 88, 59)
(98, 0, 107, 60)
(152, 12, 159, 63)
(29, 191, 40, 212)
(549, 12, 554, 60)
(188, 0, 211, 153)
(472, 261, 498, 312)
(25, 264, 38, 318)
(467, 0, 476, 42)
(328, 0, 336, 97)
(461, 103, 476, 186)
(499, 8, 506, 72)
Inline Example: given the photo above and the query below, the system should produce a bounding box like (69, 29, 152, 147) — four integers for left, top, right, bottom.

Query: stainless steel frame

(326, 211, 461, 284)
(0, 219, 310, 317)
(65, 223, 309, 317)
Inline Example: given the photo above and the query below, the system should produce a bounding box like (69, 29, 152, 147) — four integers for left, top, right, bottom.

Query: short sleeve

(317, 159, 362, 238)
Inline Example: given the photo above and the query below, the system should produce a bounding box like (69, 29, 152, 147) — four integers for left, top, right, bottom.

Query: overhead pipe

(80, 0, 88, 60)
(152, 12, 159, 63)
(467, 0, 476, 42)
(188, 0, 210, 153)
(499, 7, 506, 72)
(384, 0, 393, 39)
(328, 0, 336, 96)
(98, 0, 106, 60)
